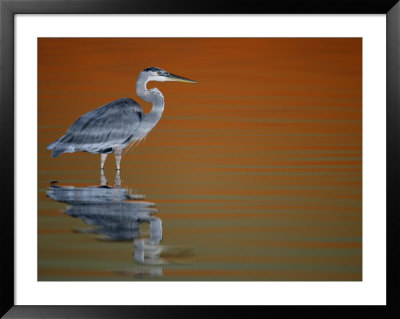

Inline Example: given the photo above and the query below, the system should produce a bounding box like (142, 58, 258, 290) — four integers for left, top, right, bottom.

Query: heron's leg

(115, 169, 121, 187)
(100, 153, 108, 169)
(113, 148, 123, 170)
(100, 169, 108, 186)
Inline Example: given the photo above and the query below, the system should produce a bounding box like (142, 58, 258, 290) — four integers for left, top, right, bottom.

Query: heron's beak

(167, 73, 198, 83)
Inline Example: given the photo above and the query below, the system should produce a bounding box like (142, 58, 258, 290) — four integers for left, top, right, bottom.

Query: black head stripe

(143, 67, 162, 72)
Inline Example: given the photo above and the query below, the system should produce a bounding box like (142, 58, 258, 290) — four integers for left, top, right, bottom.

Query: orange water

(38, 38, 362, 281)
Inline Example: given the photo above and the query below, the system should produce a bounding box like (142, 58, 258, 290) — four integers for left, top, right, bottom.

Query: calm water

(38, 132, 362, 281)
(38, 38, 362, 281)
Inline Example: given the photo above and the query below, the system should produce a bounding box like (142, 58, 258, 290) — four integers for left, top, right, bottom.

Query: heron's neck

(136, 75, 165, 129)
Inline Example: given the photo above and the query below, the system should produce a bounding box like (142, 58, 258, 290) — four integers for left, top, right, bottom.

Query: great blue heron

(47, 67, 197, 170)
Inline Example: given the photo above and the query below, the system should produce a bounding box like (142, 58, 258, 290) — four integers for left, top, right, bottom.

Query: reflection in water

(46, 170, 194, 278)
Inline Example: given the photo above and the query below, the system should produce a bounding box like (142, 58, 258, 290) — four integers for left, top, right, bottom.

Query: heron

(47, 67, 197, 170)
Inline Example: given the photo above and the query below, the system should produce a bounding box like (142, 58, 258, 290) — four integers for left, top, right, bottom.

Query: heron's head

(141, 67, 197, 84)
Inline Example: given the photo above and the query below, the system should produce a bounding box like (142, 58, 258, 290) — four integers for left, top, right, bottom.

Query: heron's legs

(100, 153, 108, 169)
(113, 147, 123, 170)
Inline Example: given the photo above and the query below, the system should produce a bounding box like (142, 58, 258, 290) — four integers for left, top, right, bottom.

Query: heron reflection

(46, 170, 194, 275)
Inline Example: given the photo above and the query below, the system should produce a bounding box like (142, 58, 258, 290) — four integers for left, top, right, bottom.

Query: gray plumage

(47, 67, 197, 170)
(48, 98, 142, 157)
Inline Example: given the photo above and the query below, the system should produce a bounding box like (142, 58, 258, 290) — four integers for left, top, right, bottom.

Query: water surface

(38, 38, 362, 281)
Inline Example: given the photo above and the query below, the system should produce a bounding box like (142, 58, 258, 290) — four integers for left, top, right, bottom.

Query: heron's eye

(157, 71, 161, 75)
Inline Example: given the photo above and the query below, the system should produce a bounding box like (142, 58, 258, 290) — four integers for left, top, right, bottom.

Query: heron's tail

(47, 141, 57, 150)
(50, 147, 65, 158)
(47, 139, 65, 157)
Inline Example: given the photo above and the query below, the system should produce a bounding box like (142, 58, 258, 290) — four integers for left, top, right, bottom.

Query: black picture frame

(1, 0, 399, 318)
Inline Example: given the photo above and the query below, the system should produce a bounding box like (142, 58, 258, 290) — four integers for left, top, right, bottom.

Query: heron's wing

(48, 98, 143, 157)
